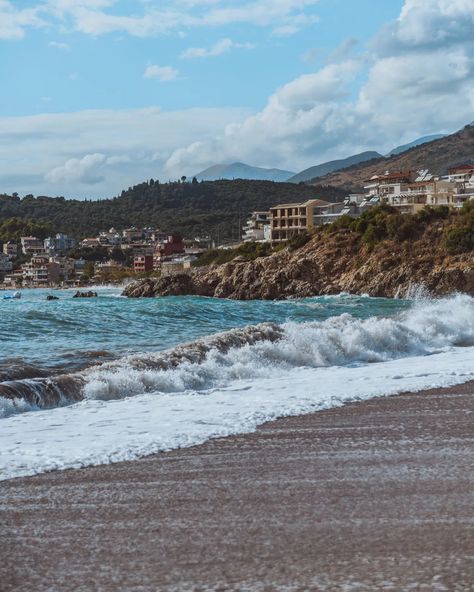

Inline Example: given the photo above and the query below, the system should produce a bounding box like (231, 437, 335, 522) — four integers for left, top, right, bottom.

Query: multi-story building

(50, 257, 76, 281)
(242, 211, 271, 242)
(134, 255, 154, 273)
(44, 233, 76, 254)
(20, 236, 45, 255)
(368, 169, 474, 213)
(3, 241, 18, 259)
(269, 199, 331, 243)
(22, 256, 60, 286)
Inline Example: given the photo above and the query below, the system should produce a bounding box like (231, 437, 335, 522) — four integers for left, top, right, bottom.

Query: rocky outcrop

(73, 291, 98, 298)
(123, 226, 474, 300)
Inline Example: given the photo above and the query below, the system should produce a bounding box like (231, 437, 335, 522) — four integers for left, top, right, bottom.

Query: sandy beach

(2, 381, 474, 591)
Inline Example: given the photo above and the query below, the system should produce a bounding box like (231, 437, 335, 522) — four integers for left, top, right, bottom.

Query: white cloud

(0, 106, 250, 197)
(5, 0, 319, 38)
(181, 37, 254, 58)
(46, 153, 107, 185)
(143, 64, 179, 81)
(48, 40, 70, 51)
(165, 0, 474, 176)
(0, 0, 44, 39)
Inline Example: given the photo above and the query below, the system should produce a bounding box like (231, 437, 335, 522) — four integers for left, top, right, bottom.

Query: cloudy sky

(1, 0, 473, 198)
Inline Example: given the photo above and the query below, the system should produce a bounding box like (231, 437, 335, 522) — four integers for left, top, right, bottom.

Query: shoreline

(2, 380, 474, 590)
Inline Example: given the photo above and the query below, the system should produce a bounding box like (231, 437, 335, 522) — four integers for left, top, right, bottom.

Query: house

(134, 255, 154, 273)
(242, 211, 271, 242)
(50, 257, 76, 281)
(3, 241, 17, 259)
(20, 236, 45, 255)
(269, 199, 331, 243)
(22, 255, 60, 286)
(44, 233, 76, 254)
(365, 169, 472, 213)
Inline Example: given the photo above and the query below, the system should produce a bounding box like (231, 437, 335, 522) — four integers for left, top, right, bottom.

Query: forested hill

(0, 180, 347, 241)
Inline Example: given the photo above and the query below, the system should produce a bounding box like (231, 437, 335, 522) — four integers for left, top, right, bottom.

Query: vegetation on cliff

(124, 204, 474, 300)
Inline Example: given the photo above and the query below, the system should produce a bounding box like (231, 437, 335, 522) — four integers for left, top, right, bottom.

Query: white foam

(0, 346, 473, 481)
(1, 294, 473, 480)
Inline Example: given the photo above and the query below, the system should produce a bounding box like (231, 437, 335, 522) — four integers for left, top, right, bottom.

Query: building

(20, 236, 45, 255)
(50, 256, 76, 281)
(134, 255, 154, 273)
(269, 199, 331, 243)
(365, 169, 474, 213)
(22, 255, 60, 286)
(313, 200, 364, 225)
(122, 227, 144, 243)
(3, 241, 18, 259)
(44, 233, 76, 254)
(0, 253, 13, 280)
(242, 211, 271, 242)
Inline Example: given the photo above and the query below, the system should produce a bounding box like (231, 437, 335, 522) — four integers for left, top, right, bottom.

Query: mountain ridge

(288, 151, 383, 183)
(194, 162, 295, 182)
(314, 124, 474, 189)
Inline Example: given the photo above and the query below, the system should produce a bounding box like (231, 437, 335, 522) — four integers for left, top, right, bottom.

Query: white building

(242, 211, 271, 242)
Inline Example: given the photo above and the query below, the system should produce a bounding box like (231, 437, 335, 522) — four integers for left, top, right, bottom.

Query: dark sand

(2, 382, 474, 591)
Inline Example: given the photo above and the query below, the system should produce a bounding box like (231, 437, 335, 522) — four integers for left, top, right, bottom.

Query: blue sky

(0, 0, 473, 198)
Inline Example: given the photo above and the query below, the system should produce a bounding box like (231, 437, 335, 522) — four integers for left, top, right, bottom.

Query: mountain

(316, 124, 474, 189)
(194, 162, 295, 182)
(388, 134, 446, 156)
(288, 151, 383, 184)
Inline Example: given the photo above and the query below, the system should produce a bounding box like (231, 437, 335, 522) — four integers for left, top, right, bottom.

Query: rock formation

(123, 223, 474, 300)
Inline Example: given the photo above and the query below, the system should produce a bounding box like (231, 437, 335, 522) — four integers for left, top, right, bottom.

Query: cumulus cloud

(0, 106, 250, 197)
(165, 0, 474, 176)
(46, 153, 107, 185)
(181, 37, 254, 58)
(143, 64, 179, 81)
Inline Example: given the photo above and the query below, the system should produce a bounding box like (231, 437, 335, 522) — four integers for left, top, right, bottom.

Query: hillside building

(269, 199, 331, 243)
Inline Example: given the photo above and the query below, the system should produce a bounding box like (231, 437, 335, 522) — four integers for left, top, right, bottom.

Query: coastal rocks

(73, 291, 98, 298)
(123, 226, 474, 300)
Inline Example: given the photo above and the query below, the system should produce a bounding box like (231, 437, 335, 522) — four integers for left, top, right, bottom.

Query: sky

(0, 0, 473, 199)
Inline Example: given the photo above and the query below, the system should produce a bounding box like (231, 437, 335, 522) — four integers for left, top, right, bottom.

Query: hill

(124, 203, 474, 300)
(388, 133, 446, 156)
(0, 180, 346, 242)
(194, 162, 295, 182)
(288, 151, 382, 184)
(316, 124, 474, 190)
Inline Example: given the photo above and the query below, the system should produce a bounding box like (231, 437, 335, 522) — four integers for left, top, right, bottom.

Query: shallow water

(1, 288, 473, 481)
(0, 287, 408, 371)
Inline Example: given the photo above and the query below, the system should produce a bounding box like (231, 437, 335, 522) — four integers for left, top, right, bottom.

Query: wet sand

(2, 381, 474, 591)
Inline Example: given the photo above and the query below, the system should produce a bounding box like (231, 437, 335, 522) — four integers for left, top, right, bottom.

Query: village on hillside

(1, 163, 473, 289)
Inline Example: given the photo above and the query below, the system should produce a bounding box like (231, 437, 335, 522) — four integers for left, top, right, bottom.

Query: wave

(1, 294, 473, 418)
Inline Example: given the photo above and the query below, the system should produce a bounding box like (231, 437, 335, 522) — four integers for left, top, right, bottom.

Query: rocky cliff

(123, 217, 474, 300)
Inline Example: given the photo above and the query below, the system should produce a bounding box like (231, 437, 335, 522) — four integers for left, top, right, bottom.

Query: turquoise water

(0, 287, 410, 372)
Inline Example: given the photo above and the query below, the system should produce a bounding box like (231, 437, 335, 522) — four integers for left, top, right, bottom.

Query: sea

(0, 287, 473, 481)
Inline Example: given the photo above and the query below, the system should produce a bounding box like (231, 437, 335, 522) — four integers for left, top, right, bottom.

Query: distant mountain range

(194, 162, 295, 182)
(193, 125, 473, 188)
(315, 124, 474, 189)
(287, 151, 382, 183)
(387, 134, 447, 156)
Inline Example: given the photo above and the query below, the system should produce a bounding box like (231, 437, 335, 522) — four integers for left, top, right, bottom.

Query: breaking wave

(1, 294, 473, 418)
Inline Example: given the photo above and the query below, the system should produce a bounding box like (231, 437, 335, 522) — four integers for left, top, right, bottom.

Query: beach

(2, 380, 474, 591)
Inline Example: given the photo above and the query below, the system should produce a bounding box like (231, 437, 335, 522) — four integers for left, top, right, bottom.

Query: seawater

(0, 288, 473, 481)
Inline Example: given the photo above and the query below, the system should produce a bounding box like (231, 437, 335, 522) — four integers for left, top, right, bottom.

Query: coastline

(2, 380, 474, 591)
